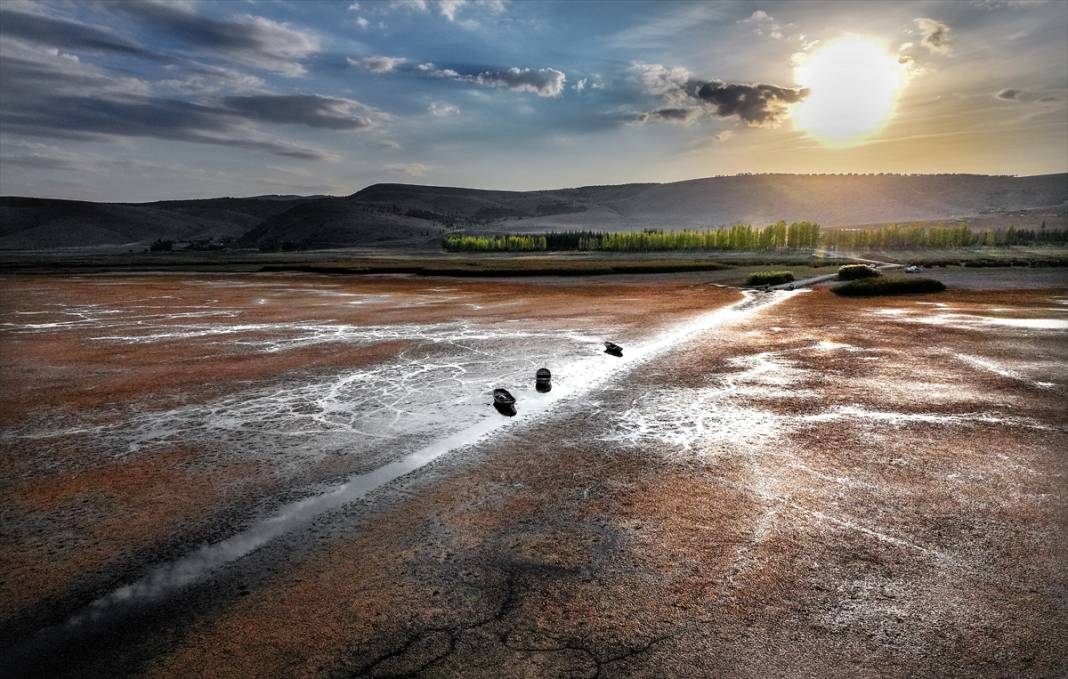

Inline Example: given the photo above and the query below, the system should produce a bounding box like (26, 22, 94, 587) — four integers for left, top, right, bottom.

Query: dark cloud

(631, 63, 807, 127)
(417, 63, 566, 97)
(634, 107, 701, 124)
(111, 1, 319, 76)
(691, 81, 808, 125)
(0, 94, 328, 159)
(0, 8, 163, 61)
(996, 88, 1062, 103)
(0, 42, 381, 159)
(0, 43, 150, 96)
(0, 153, 78, 171)
(222, 95, 382, 130)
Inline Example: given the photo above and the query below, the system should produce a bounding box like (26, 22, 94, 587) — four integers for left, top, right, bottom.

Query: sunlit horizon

(0, 0, 1065, 201)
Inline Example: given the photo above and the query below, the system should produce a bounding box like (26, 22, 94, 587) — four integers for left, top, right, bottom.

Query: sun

(792, 36, 906, 146)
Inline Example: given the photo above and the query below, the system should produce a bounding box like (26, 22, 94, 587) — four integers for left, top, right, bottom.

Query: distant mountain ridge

(2, 173, 1065, 250)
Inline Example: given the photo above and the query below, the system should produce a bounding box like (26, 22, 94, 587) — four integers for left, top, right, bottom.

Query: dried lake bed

(1, 270, 1066, 677)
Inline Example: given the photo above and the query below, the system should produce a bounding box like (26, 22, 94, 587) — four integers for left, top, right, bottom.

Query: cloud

(0, 40, 151, 96)
(996, 88, 1061, 103)
(439, 0, 466, 21)
(913, 18, 951, 55)
(386, 162, 431, 176)
(739, 9, 785, 40)
(631, 63, 807, 126)
(692, 81, 807, 125)
(0, 7, 164, 61)
(158, 63, 267, 95)
(347, 55, 407, 73)
(388, 0, 506, 21)
(633, 108, 701, 125)
(348, 2, 362, 9)
(390, 0, 430, 11)
(113, 1, 319, 76)
(0, 94, 331, 159)
(0, 45, 347, 160)
(355, 16, 370, 29)
(418, 63, 566, 96)
(474, 67, 565, 96)
(971, 0, 1047, 8)
(428, 101, 460, 116)
(221, 95, 384, 130)
(572, 76, 603, 93)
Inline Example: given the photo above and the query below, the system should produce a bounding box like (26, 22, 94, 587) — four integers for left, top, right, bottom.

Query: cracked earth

(1, 272, 1065, 678)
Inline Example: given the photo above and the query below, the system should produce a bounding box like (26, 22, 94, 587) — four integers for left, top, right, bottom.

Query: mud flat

(1, 271, 1066, 677)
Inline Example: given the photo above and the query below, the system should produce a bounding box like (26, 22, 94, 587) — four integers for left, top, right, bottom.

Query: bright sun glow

(792, 37, 906, 146)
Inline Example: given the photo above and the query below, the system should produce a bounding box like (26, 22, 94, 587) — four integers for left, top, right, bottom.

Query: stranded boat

(492, 388, 517, 416)
(604, 341, 623, 357)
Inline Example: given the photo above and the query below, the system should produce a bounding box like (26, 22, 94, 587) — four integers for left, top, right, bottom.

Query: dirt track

(1, 273, 1066, 677)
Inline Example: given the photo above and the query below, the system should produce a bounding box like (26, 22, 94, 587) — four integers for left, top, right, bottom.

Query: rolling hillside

(2, 173, 1065, 250)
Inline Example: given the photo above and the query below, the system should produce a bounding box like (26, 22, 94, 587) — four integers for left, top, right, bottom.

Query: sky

(0, 0, 1066, 201)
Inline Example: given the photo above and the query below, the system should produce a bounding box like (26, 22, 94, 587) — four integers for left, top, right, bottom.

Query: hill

(0, 195, 320, 250)
(1, 174, 1065, 250)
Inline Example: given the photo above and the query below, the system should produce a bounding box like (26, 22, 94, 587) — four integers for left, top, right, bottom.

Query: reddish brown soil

(0, 274, 740, 635)
(141, 286, 1067, 679)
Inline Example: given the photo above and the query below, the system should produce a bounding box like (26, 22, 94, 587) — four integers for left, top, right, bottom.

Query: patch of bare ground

(144, 286, 1066, 678)
(0, 448, 271, 624)
(0, 274, 740, 647)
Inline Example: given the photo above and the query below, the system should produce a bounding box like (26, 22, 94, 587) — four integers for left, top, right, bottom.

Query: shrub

(837, 264, 880, 280)
(745, 270, 794, 286)
(832, 276, 946, 296)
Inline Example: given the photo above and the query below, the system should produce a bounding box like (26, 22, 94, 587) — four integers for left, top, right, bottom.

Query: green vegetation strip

(444, 222, 821, 252)
(745, 270, 795, 286)
(837, 264, 881, 280)
(259, 260, 732, 277)
(832, 276, 946, 296)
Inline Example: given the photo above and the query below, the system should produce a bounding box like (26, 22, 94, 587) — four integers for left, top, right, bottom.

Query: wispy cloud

(222, 95, 386, 130)
(428, 101, 460, 116)
(0, 7, 164, 61)
(347, 55, 407, 73)
(386, 162, 431, 176)
(111, 1, 320, 76)
(417, 63, 566, 96)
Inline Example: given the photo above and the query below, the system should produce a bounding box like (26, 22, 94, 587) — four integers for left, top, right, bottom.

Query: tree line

(821, 223, 1068, 250)
(443, 222, 1068, 253)
(444, 222, 821, 252)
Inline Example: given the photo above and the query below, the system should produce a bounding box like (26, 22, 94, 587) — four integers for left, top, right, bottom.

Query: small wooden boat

(492, 388, 517, 416)
(604, 341, 623, 357)
(493, 388, 516, 405)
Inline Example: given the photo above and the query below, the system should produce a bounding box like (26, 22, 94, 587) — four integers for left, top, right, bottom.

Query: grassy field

(838, 246, 1068, 267)
(832, 276, 947, 296)
(0, 248, 851, 277)
(2, 245, 1065, 279)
